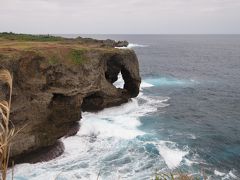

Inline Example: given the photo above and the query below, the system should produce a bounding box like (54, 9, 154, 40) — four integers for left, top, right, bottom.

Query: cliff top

(0, 32, 128, 49)
(0, 33, 130, 65)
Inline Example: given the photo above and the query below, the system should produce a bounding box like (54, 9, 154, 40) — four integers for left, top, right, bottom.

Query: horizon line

(1, 32, 240, 35)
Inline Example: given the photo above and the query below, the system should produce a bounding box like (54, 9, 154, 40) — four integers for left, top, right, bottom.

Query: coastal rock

(76, 36, 129, 47)
(0, 40, 140, 163)
(115, 40, 129, 47)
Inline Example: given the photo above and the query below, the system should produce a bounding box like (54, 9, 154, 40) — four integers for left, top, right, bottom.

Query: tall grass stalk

(0, 69, 15, 180)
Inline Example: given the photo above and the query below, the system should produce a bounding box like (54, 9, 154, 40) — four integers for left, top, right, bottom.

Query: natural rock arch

(104, 53, 141, 97)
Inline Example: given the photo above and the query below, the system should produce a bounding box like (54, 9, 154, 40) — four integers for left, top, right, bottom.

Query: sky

(1, 0, 240, 34)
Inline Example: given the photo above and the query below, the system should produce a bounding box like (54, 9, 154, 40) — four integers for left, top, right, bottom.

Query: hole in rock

(104, 55, 124, 89)
(105, 55, 121, 78)
(104, 54, 139, 97)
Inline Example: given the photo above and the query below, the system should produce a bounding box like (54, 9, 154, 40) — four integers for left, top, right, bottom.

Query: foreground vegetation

(0, 69, 15, 180)
(0, 32, 121, 67)
(153, 172, 206, 180)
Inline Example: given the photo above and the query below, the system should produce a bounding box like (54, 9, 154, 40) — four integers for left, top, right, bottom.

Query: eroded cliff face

(0, 42, 141, 163)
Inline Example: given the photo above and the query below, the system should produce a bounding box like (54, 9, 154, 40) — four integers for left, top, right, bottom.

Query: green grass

(0, 53, 5, 59)
(0, 32, 64, 42)
(48, 55, 59, 65)
(69, 49, 85, 64)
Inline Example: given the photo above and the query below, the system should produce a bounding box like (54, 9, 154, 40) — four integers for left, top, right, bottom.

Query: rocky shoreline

(0, 33, 141, 164)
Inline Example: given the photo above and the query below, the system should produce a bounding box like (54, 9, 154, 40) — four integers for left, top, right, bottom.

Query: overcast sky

(1, 0, 240, 34)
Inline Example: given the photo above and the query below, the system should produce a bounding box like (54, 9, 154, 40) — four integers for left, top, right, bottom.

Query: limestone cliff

(0, 33, 141, 163)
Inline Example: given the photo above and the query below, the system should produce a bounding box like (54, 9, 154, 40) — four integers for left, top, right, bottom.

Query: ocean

(12, 35, 240, 180)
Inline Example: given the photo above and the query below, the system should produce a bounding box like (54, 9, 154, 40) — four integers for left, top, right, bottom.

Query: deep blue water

(14, 35, 240, 180)
(86, 35, 240, 178)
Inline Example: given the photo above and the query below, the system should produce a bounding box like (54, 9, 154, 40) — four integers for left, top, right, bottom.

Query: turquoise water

(144, 77, 193, 86)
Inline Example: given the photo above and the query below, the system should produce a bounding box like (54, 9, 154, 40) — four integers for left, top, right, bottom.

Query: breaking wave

(116, 43, 149, 49)
(11, 76, 198, 180)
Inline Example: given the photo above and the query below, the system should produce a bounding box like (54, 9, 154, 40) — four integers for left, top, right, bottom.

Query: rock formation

(0, 34, 141, 163)
(75, 36, 129, 47)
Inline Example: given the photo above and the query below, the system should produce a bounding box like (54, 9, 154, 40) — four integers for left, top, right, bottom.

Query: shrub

(70, 49, 85, 64)
(0, 32, 63, 42)
(49, 55, 58, 65)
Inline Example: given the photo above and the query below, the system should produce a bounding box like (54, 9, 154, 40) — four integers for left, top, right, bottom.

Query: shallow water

(12, 35, 240, 179)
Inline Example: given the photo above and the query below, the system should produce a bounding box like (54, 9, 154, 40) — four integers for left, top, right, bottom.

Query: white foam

(12, 163, 61, 180)
(113, 73, 124, 88)
(12, 78, 171, 179)
(184, 159, 194, 166)
(79, 111, 144, 140)
(140, 81, 154, 90)
(79, 91, 169, 140)
(214, 170, 225, 176)
(219, 169, 239, 180)
(128, 43, 149, 48)
(157, 141, 188, 169)
(115, 43, 149, 49)
(188, 134, 197, 140)
(229, 170, 238, 179)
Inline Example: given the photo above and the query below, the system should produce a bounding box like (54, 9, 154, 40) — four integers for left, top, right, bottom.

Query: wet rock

(11, 140, 64, 164)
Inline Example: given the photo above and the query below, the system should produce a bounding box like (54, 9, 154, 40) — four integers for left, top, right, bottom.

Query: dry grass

(0, 32, 64, 42)
(0, 69, 15, 180)
(153, 172, 205, 180)
(0, 33, 124, 60)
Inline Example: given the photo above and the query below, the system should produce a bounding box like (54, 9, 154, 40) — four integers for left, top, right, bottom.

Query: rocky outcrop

(76, 36, 129, 47)
(0, 40, 141, 163)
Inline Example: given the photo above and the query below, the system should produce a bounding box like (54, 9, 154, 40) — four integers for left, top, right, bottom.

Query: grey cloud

(0, 0, 240, 34)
